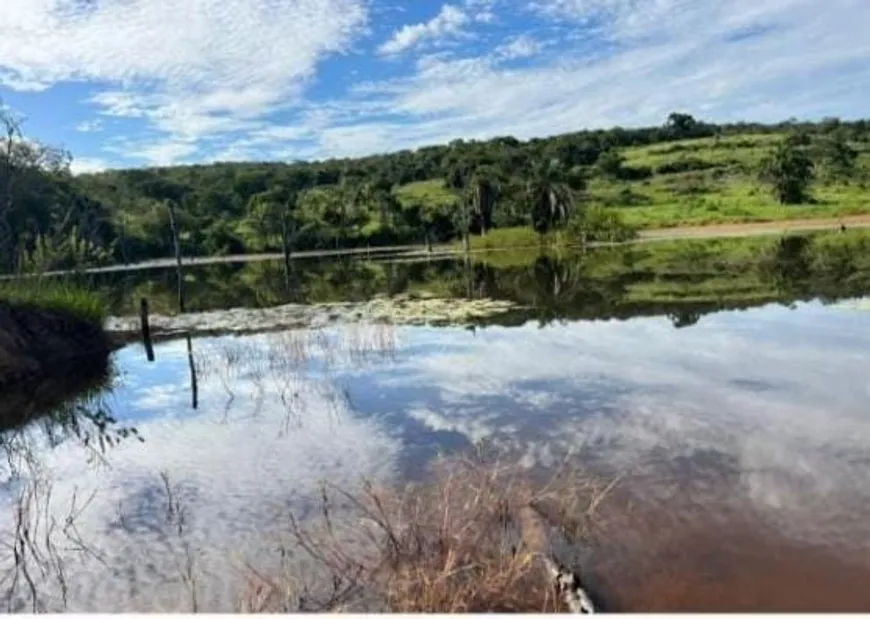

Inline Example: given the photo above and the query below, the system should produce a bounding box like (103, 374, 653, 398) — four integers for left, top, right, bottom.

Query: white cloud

(125, 140, 200, 168)
(75, 119, 103, 133)
(378, 4, 470, 56)
(0, 0, 368, 165)
(300, 0, 870, 159)
(69, 156, 110, 175)
(3, 0, 869, 166)
(496, 34, 542, 59)
(464, 0, 498, 23)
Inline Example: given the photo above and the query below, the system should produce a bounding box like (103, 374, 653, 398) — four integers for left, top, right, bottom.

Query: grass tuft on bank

(0, 279, 107, 325)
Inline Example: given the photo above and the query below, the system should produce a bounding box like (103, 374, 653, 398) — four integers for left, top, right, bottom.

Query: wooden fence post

(185, 332, 198, 410)
(140, 298, 155, 362)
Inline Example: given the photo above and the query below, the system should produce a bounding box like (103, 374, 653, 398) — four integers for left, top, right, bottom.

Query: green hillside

(2, 109, 869, 274)
(393, 131, 870, 230)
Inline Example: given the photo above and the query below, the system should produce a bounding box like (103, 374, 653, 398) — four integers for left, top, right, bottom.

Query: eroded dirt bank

(0, 302, 111, 386)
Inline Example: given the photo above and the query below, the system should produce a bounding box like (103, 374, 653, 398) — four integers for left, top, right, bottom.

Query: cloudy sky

(1, 0, 868, 172)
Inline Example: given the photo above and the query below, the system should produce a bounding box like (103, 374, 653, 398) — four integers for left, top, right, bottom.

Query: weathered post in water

(185, 332, 198, 410)
(166, 200, 185, 313)
(140, 298, 155, 362)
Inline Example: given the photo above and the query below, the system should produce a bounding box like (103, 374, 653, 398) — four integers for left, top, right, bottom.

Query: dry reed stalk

(0, 457, 104, 613)
(240, 455, 616, 613)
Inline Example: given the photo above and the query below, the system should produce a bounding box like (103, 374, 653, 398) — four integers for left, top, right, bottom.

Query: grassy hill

(392, 132, 870, 231)
(4, 112, 870, 273)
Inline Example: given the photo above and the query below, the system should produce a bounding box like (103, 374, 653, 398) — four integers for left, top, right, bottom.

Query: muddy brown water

(584, 479, 870, 612)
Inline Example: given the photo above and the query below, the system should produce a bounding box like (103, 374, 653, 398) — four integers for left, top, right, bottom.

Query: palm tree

(469, 169, 497, 236)
(445, 164, 472, 253)
(525, 162, 583, 235)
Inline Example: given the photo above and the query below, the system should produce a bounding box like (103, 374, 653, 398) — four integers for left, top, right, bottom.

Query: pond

(3, 241, 870, 612)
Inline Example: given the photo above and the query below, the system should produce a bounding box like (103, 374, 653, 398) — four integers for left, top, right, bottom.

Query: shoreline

(6, 214, 870, 279)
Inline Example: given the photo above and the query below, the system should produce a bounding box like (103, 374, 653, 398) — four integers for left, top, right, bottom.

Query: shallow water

(2, 297, 870, 611)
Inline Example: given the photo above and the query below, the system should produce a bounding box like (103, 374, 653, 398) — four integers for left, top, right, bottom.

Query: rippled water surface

(3, 293, 870, 610)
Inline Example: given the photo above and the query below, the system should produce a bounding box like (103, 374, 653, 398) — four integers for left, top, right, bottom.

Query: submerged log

(517, 504, 596, 614)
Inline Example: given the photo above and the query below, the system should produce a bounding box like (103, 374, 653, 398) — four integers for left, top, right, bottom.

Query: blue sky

(1, 0, 868, 173)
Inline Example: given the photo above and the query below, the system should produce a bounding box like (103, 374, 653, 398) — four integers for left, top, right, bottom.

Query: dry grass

(240, 454, 618, 613)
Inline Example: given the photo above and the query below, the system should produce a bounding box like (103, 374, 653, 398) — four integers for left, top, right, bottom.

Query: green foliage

(596, 149, 625, 179)
(760, 139, 815, 204)
(0, 278, 106, 325)
(569, 205, 637, 242)
(462, 226, 546, 251)
(1, 101, 118, 275)
(814, 133, 858, 182)
(524, 161, 584, 235)
(665, 112, 709, 140)
(18, 227, 114, 273)
(3, 104, 870, 274)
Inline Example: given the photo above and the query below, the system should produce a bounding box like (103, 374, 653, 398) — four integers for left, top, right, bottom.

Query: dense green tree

(0, 103, 120, 273)
(814, 133, 858, 182)
(760, 139, 815, 204)
(666, 112, 699, 139)
(1, 106, 868, 271)
(444, 162, 472, 251)
(596, 149, 625, 179)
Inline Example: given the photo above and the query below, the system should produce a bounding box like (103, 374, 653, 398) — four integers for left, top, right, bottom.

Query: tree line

(1, 105, 868, 275)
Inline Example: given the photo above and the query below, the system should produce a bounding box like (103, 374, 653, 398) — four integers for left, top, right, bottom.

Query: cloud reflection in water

(2, 304, 869, 610)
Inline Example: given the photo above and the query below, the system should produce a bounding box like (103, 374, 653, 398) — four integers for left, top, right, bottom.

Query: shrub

(571, 205, 637, 242)
(617, 165, 653, 181)
(655, 158, 715, 175)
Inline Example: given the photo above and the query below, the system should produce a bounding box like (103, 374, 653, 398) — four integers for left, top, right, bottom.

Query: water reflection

(3, 299, 868, 610)
(0, 325, 401, 612)
(4, 233, 870, 610)
(0, 360, 141, 473)
(81, 234, 870, 331)
(0, 359, 112, 434)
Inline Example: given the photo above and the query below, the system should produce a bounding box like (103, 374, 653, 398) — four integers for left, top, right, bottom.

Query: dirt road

(637, 214, 870, 241)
